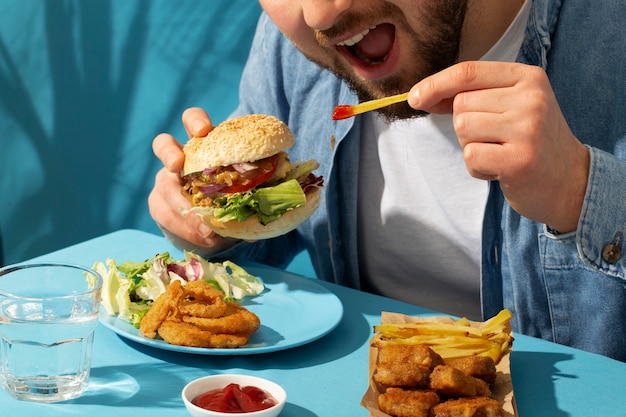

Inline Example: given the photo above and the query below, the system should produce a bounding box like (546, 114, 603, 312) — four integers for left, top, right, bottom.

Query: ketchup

(192, 383, 278, 413)
(331, 105, 355, 120)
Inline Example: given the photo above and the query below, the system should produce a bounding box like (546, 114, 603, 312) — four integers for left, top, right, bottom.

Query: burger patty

(183, 152, 291, 207)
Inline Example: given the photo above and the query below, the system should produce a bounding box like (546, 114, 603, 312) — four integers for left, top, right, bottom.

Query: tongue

(354, 24, 395, 62)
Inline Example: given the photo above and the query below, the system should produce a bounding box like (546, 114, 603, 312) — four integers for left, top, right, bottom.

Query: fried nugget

(374, 362, 431, 389)
(430, 397, 504, 417)
(376, 343, 444, 370)
(445, 355, 497, 384)
(374, 344, 444, 388)
(378, 388, 440, 417)
(429, 365, 491, 398)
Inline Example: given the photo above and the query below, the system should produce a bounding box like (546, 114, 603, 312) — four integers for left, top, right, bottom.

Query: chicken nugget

(445, 355, 497, 384)
(374, 362, 431, 389)
(376, 343, 444, 370)
(430, 365, 491, 398)
(378, 388, 440, 417)
(430, 397, 504, 417)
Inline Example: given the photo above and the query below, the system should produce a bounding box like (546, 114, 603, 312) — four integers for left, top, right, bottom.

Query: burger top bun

(182, 114, 295, 176)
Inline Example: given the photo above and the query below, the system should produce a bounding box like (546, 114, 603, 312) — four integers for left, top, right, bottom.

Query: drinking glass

(0, 262, 102, 402)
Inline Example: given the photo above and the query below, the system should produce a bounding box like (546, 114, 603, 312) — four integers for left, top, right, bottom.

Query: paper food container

(361, 311, 517, 417)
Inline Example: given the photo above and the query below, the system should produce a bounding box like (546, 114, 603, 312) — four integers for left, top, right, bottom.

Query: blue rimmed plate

(98, 266, 343, 355)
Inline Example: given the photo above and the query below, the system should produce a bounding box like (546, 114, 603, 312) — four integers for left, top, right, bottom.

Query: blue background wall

(0, 1, 315, 276)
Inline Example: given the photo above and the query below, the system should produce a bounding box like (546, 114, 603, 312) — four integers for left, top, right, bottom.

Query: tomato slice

(221, 155, 278, 194)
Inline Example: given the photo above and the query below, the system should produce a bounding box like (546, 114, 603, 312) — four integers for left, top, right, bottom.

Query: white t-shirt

(357, 0, 531, 319)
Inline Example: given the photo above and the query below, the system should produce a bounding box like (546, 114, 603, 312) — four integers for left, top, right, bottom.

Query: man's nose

(301, 0, 353, 30)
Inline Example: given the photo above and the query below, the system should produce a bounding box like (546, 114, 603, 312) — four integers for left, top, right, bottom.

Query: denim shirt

(221, 0, 626, 361)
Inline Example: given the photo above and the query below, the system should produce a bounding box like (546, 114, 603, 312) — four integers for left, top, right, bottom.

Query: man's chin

(310, 55, 430, 121)
(376, 101, 430, 122)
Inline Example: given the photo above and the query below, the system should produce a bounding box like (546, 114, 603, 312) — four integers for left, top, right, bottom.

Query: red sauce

(331, 105, 355, 120)
(192, 383, 278, 413)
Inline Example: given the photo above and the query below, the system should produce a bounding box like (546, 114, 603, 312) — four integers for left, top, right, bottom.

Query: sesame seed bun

(182, 114, 295, 176)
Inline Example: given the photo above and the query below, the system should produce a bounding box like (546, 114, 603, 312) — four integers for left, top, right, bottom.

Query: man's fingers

(182, 107, 213, 138)
(409, 62, 520, 113)
(152, 133, 185, 172)
(148, 168, 209, 246)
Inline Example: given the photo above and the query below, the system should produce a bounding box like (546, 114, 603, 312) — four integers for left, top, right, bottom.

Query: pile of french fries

(374, 309, 514, 364)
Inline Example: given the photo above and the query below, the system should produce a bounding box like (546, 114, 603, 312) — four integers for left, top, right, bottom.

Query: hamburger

(181, 114, 323, 240)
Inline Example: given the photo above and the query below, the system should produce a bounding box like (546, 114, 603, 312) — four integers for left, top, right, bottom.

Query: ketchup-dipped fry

(332, 92, 409, 120)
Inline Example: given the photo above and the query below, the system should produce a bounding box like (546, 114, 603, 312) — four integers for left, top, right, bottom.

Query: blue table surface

(2, 229, 625, 417)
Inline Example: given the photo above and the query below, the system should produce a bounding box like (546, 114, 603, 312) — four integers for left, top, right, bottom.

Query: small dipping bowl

(182, 374, 287, 417)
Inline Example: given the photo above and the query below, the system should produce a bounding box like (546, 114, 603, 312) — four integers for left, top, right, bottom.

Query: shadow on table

(282, 402, 317, 417)
(510, 351, 574, 417)
(70, 363, 187, 408)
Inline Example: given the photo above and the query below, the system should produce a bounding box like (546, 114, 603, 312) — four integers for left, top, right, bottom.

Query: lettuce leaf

(214, 179, 306, 224)
(283, 160, 319, 183)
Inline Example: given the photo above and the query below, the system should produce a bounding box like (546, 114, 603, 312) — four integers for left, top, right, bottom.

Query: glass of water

(0, 262, 102, 402)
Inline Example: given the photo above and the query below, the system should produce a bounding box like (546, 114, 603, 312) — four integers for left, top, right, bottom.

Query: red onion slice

(232, 162, 258, 173)
(199, 183, 227, 194)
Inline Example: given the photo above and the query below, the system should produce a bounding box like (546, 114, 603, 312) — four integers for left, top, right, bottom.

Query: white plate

(98, 266, 343, 355)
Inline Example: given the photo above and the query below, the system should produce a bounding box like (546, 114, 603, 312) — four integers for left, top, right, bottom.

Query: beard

(304, 1, 468, 121)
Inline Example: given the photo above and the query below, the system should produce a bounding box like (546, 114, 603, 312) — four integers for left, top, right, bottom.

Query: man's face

(259, 0, 468, 120)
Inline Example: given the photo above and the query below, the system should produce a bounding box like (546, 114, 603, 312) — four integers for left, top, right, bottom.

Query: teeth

(337, 26, 376, 47)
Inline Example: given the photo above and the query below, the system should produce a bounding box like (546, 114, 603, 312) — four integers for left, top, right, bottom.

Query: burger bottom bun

(201, 188, 321, 240)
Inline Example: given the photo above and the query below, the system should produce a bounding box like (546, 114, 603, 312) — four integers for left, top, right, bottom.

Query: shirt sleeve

(575, 146, 626, 279)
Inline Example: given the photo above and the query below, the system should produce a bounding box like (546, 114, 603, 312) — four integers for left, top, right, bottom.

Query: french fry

(374, 322, 485, 338)
(479, 309, 513, 335)
(373, 309, 514, 364)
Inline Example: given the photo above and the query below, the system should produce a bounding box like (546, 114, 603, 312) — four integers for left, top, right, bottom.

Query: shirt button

(602, 243, 622, 263)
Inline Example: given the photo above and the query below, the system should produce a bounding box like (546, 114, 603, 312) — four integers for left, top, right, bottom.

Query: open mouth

(336, 23, 396, 66)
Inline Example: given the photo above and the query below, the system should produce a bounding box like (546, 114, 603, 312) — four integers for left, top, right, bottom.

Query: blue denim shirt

(221, 1, 626, 361)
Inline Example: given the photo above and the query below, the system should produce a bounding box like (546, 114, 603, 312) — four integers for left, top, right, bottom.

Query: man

(149, 1, 626, 361)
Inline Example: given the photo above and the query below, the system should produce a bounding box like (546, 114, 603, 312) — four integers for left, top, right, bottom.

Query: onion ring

(157, 320, 251, 348)
(181, 302, 260, 335)
(139, 280, 260, 348)
(182, 281, 225, 302)
(176, 301, 228, 319)
(139, 280, 184, 338)
(176, 281, 228, 318)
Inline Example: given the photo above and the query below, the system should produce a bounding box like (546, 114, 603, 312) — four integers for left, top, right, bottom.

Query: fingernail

(198, 223, 212, 238)
(191, 118, 207, 136)
(408, 87, 420, 107)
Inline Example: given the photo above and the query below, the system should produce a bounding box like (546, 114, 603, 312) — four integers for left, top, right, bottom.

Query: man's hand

(148, 108, 236, 252)
(409, 61, 589, 233)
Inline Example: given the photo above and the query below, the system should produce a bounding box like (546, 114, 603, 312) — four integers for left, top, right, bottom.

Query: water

(0, 300, 99, 402)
